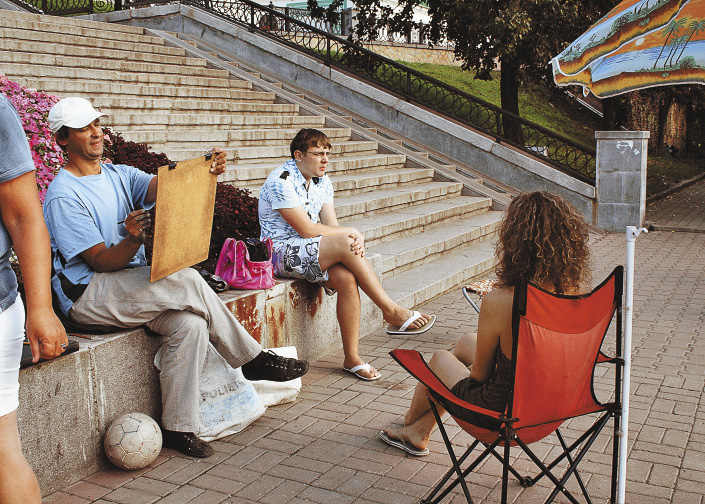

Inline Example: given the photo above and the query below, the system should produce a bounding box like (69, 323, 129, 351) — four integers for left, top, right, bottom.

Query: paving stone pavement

(647, 177, 705, 233)
(44, 173, 705, 504)
(41, 226, 705, 504)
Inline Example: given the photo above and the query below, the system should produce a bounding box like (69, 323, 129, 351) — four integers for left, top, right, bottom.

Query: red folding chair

(391, 266, 624, 504)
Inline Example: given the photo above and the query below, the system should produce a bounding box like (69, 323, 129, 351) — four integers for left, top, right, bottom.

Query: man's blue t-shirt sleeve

(126, 165, 154, 209)
(44, 197, 106, 263)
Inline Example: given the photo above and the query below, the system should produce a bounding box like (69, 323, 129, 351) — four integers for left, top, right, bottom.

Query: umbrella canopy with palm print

(551, 0, 705, 98)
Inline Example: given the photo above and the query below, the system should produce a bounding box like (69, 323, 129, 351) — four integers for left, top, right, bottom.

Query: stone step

(0, 52, 223, 79)
(242, 166, 434, 198)
(2, 64, 235, 88)
(367, 209, 502, 278)
(0, 39, 201, 68)
(383, 238, 498, 309)
(167, 139, 377, 162)
(0, 10, 147, 37)
(125, 127, 353, 149)
(105, 113, 326, 131)
(333, 181, 464, 220)
(15, 78, 254, 98)
(1, 25, 185, 57)
(231, 140, 379, 165)
(3, 20, 164, 47)
(343, 196, 494, 246)
(93, 98, 292, 116)
(331, 167, 435, 196)
(89, 88, 275, 107)
(222, 153, 407, 186)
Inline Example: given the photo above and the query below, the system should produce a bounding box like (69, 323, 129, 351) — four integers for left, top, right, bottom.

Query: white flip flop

(386, 311, 436, 335)
(379, 430, 429, 456)
(343, 363, 381, 381)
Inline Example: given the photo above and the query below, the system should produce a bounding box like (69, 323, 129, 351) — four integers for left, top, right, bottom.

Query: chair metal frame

(392, 266, 625, 504)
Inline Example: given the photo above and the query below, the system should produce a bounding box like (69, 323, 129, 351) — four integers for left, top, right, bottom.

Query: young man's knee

(322, 234, 354, 254)
(328, 265, 358, 290)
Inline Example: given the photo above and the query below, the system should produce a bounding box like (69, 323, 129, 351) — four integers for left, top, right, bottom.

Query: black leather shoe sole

(162, 429, 214, 458)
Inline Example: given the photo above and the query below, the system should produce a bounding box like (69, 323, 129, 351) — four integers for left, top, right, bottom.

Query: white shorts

(272, 236, 335, 295)
(0, 298, 24, 418)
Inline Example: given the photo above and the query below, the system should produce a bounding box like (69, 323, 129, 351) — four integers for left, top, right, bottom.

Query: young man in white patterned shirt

(259, 129, 436, 380)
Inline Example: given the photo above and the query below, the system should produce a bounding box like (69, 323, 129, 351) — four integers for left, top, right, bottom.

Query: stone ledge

(18, 266, 381, 496)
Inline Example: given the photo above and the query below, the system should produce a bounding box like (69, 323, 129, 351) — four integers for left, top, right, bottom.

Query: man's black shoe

(241, 350, 310, 382)
(162, 429, 214, 458)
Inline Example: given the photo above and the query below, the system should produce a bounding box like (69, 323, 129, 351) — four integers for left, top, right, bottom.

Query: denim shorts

(0, 298, 24, 417)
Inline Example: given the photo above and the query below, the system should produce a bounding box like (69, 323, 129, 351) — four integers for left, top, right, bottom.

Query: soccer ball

(104, 412, 162, 470)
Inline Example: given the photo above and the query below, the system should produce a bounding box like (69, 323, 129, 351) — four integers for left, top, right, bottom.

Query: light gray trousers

(69, 266, 262, 432)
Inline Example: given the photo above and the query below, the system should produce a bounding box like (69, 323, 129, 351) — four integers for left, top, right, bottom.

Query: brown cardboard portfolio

(150, 155, 218, 282)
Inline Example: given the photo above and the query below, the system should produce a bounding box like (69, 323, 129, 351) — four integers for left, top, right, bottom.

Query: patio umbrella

(550, 0, 705, 98)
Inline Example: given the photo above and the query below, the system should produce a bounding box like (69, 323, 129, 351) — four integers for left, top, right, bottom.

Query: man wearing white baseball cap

(43, 97, 309, 458)
(47, 96, 107, 133)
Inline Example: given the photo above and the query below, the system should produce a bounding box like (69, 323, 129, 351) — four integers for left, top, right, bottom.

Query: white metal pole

(618, 226, 647, 504)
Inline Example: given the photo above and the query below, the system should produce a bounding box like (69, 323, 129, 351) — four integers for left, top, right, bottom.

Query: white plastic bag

(154, 343, 266, 442)
(196, 344, 266, 441)
(154, 344, 301, 442)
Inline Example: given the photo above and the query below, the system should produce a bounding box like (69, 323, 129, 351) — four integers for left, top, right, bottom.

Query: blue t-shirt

(0, 95, 36, 313)
(258, 158, 334, 242)
(43, 163, 154, 315)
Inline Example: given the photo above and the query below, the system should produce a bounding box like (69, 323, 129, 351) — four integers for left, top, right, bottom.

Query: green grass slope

(400, 62, 704, 196)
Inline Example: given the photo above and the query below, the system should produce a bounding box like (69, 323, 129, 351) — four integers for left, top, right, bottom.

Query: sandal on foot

(386, 311, 436, 335)
(343, 363, 381, 381)
(379, 430, 429, 456)
(241, 350, 309, 382)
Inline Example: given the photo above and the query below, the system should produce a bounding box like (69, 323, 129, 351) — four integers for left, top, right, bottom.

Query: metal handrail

(19, 0, 114, 14)
(5, 0, 43, 13)
(185, 0, 596, 184)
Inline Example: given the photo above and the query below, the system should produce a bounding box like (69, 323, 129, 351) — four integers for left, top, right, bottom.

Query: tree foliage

(342, 0, 616, 118)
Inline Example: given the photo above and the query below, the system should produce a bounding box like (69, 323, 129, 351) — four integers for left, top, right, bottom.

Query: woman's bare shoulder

(483, 286, 514, 307)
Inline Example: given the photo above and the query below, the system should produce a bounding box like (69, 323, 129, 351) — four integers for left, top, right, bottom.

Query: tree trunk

(602, 97, 618, 131)
(625, 91, 663, 150)
(663, 99, 687, 152)
(499, 58, 522, 143)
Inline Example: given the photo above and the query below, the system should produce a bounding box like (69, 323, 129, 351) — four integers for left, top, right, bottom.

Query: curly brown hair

(495, 192, 590, 294)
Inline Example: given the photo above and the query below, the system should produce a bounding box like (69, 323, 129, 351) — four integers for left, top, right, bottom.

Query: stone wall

(364, 42, 460, 66)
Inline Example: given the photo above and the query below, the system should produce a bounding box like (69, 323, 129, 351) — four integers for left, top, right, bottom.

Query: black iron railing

(6, 0, 43, 13)
(269, 4, 343, 36)
(20, 0, 595, 183)
(20, 0, 114, 14)
(191, 0, 596, 184)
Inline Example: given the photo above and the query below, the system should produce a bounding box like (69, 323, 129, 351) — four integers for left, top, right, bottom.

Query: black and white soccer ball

(104, 412, 162, 470)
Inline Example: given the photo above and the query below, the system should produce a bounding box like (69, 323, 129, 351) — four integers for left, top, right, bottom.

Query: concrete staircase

(1, 8, 508, 311)
(0, 7, 513, 493)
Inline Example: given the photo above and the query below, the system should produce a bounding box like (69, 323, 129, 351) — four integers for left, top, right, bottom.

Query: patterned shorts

(272, 236, 334, 295)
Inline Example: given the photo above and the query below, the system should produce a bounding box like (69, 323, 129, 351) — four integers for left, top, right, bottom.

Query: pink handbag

(215, 237, 275, 289)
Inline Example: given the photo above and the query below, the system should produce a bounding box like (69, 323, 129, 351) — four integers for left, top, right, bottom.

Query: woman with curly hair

(379, 191, 590, 456)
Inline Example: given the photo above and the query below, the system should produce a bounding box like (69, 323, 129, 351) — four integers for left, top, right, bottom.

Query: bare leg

(384, 334, 477, 451)
(319, 235, 431, 329)
(0, 411, 41, 504)
(325, 264, 379, 379)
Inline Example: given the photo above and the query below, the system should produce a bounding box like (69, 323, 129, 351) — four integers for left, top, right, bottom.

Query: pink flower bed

(1, 75, 64, 203)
